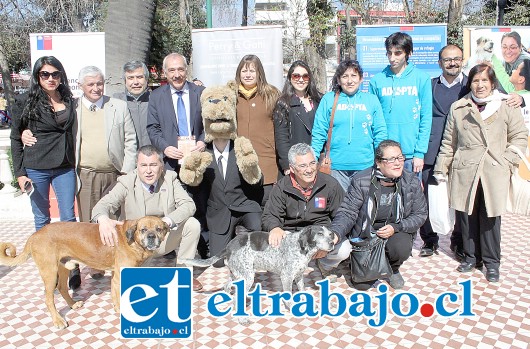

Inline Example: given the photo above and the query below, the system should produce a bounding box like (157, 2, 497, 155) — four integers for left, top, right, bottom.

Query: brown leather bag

(319, 92, 340, 175)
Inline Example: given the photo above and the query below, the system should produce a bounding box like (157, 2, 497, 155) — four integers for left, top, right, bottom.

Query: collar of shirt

(213, 141, 230, 163)
(440, 72, 463, 88)
(169, 82, 189, 95)
(82, 96, 104, 110)
(126, 89, 148, 101)
(141, 180, 158, 193)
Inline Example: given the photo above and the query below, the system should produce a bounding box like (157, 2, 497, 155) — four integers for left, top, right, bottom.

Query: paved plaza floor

(0, 195, 529, 348)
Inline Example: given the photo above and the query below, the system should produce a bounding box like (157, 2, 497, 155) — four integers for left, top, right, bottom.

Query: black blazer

(273, 96, 319, 172)
(10, 95, 76, 177)
(201, 141, 263, 235)
(146, 82, 205, 170)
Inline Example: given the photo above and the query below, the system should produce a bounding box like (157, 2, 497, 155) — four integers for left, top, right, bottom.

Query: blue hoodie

(312, 90, 387, 171)
(369, 63, 432, 159)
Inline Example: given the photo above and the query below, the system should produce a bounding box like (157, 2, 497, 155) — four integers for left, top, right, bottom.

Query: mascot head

(200, 80, 238, 143)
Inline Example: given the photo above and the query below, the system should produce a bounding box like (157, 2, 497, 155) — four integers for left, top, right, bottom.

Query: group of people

(9, 30, 529, 292)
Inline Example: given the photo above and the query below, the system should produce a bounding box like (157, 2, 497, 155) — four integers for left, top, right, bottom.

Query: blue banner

(356, 24, 447, 91)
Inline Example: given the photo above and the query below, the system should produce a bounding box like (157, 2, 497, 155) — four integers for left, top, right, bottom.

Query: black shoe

(486, 268, 499, 282)
(419, 243, 439, 257)
(163, 250, 176, 259)
(450, 243, 465, 261)
(69, 266, 81, 290)
(457, 261, 475, 273)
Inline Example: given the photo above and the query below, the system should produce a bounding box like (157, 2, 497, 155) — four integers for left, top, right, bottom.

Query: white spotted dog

(180, 225, 335, 306)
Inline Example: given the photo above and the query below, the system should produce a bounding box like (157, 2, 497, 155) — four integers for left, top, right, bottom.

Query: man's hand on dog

(269, 227, 286, 247)
(98, 216, 124, 246)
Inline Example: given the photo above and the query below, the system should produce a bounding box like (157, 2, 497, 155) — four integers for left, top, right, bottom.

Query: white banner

(30, 32, 105, 98)
(191, 26, 284, 89)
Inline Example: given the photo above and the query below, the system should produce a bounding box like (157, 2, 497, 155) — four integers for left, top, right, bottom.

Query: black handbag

(349, 236, 393, 283)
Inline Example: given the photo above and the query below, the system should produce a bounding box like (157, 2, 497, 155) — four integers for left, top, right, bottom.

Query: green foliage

(306, 0, 335, 55)
(338, 27, 356, 57)
(148, 0, 206, 71)
(504, 0, 530, 25)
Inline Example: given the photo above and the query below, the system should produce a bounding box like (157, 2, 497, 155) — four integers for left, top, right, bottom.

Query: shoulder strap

(325, 92, 340, 155)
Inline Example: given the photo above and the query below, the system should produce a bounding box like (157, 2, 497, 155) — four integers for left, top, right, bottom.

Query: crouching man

(262, 143, 345, 282)
(91, 145, 203, 291)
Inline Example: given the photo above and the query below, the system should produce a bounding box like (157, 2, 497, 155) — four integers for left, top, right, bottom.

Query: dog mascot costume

(179, 80, 263, 261)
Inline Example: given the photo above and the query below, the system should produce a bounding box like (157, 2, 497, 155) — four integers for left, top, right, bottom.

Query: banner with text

(192, 26, 284, 89)
(356, 24, 447, 92)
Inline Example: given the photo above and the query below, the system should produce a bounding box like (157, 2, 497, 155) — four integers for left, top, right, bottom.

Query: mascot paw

(179, 152, 213, 186)
(234, 137, 262, 185)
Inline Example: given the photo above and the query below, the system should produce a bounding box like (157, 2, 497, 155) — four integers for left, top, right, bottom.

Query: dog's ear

(298, 226, 315, 254)
(124, 220, 138, 244)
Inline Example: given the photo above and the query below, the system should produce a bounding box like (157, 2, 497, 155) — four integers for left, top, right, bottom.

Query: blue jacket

(311, 90, 387, 171)
(368, 63, 432, 159)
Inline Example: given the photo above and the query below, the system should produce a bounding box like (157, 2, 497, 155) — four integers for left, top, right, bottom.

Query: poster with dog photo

(462, 26, 530, 75)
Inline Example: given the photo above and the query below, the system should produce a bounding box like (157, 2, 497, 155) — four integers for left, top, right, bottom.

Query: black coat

(261, 172, 344, 231)
(331, 167, 427, 241)
(201, 141, 263, 235)
(273, 96, 319, 172)
(10, 94, 76, 177)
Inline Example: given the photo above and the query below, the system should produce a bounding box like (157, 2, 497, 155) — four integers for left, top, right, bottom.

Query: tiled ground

(0, 214, 529, 349)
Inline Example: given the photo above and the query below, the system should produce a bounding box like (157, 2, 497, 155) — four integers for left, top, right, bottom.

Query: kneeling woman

(327, 140, 427, 290)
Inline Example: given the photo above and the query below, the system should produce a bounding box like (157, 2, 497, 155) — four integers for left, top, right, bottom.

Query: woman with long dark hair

(273, 60, 322, 175)
(10, 56, 77, 232)
(235, 54, 280, 204)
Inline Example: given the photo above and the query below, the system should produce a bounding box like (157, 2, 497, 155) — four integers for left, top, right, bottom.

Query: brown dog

(0, 216, 169, 329)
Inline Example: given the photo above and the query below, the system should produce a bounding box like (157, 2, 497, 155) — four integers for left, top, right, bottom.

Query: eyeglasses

(502, 45, 519, 51)
(291, 73, 310, 82)
(380, 155, 405, 164)
(295, 161, 317, 170)
(441, 57, 463, 64)
(39, 71, 61, 80)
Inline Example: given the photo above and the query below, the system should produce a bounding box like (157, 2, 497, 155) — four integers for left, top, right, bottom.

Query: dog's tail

(178, 248, 229, 268)
(0, 242, 32, 267)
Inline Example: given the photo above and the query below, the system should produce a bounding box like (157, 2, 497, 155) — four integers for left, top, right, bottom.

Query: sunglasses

(291, 73, 310, 82)
(39, 71, 62, 79)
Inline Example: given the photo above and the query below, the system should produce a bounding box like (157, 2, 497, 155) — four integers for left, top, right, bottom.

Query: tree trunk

(104, 0, 156, 95)
(304, 43, 328, 92)
(0, 43, 15, 115)
(447, 0, 464, 27)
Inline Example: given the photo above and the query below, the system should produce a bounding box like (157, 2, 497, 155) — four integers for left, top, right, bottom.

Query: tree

(104, 0, 156, 95)
(305, 0, 335, 92)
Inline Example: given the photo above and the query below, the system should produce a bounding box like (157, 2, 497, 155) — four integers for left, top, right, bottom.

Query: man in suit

(91, 145, 203, 291)
(200, 137, 263, 266)
(74, 65, 137, 224)
(113, 60, 151, 148)
(147, 53, 206, 171)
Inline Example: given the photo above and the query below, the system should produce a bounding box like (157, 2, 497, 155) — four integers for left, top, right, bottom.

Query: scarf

(471, 89, 508, 120)
(238, 84, 257, 99)
(374, 168, 400, 184)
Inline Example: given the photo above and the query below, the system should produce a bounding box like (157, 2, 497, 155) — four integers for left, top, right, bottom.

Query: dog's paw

(53, 317, 68, 329)
(234, 137, 261, 184)
(179, 152, 213, 186)
(237, 317, 251, 326)
(283, 300, 293, 312)
(71, 301, 84, 310)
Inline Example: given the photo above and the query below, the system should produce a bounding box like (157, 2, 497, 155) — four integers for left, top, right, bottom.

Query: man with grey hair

(113, 60, 152, 148)
(262, 143, 343, 282)
(147, 52, 206, 171)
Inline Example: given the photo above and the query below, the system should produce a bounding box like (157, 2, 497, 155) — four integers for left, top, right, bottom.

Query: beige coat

(434, 94, 528, 217)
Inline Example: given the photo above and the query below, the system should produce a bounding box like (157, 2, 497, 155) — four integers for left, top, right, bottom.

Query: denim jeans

(26, 167, 76, 231)
(331, 169, 359, 192)
(403, 158, 422, 181)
